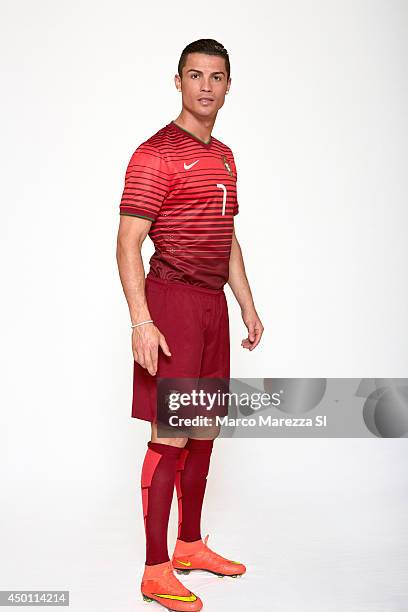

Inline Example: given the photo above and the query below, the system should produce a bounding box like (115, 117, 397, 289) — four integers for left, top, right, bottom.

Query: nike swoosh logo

(175, 559, 192, 566)
(184, 160, 199, 170)
(152, 592, 197, 602)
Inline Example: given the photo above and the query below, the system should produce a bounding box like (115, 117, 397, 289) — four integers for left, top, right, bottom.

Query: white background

(1, 0, 407, 610)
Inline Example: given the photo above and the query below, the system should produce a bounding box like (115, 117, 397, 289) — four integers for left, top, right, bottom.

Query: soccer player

(117, 39, 264, 611)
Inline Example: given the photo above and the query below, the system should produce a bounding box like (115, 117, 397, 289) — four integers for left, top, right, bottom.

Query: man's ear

(174, 74, 181, 92)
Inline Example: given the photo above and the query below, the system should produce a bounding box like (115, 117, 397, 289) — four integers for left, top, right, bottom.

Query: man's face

(175, 52, 231, 118)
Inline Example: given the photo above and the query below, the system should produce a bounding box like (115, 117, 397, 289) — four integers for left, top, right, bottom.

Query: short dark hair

(178, 39, 230, 80)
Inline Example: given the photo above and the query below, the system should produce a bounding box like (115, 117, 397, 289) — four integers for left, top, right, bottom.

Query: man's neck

(173, 110, 216, 143)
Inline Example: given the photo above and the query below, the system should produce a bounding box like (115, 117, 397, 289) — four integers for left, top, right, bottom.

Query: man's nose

(200, 78, 212, 92)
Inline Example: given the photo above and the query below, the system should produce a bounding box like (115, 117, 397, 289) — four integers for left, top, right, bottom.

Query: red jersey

(119, 120, 239, 290)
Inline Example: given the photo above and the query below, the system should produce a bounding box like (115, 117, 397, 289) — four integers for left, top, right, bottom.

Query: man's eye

(214, 75, 221, 81)
(191, 73, 199, 78)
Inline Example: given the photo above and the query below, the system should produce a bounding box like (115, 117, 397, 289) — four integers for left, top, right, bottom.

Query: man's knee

(150, 423, 188, 447)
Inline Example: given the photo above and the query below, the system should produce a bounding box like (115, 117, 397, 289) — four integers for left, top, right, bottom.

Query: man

(117, 39, 264, 611)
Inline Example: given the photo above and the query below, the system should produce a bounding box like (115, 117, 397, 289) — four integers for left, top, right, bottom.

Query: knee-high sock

(141, 441, 182, 565)
(175, 438, 214, 543)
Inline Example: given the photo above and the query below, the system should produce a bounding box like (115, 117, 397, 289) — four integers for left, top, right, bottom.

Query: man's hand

(132, 323, 171, 376)
(241, 308, 264, 351)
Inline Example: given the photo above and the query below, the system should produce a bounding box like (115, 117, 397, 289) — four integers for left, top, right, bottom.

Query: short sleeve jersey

(119, 120, 239, 290)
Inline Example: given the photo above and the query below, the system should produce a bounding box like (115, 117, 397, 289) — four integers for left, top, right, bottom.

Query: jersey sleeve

(229, 151, 239, 216)
(119, 144, 169, 222)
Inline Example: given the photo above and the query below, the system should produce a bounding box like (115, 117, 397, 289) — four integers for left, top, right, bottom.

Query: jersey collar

(170, 120, 213, 148)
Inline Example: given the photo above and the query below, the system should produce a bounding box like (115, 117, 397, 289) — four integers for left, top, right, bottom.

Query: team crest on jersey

(222, 155, 233, 177)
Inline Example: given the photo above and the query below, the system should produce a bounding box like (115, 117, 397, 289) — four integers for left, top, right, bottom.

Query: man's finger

(248, 324, 256, 342)
(143, 348, 155, 376)
(250, 327, 263, 350)
(133, 347, 142, 366)
(150, 344, 158, 374)
(159, 334, 172, 357)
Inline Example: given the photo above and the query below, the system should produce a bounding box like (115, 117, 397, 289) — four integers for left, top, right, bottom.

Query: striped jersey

(119, 120, 239, 290)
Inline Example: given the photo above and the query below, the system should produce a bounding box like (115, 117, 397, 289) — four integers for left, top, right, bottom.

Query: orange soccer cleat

(172, 534, 246, 578)
(141, 559, 203, 611)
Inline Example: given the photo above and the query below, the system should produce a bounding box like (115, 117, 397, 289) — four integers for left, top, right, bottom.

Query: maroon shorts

(131, 275, 230, 422)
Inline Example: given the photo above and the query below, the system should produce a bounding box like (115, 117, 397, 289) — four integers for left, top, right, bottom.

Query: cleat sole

(173, 566, 245, 578)
(142, 594, 154, 602)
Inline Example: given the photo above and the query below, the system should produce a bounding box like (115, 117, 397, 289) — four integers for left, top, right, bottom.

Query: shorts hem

(146, 273, 224, 295)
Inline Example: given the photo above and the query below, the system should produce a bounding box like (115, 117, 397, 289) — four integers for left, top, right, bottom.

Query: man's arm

(228, 225, 264, 350)
(116, 215, 171, 375)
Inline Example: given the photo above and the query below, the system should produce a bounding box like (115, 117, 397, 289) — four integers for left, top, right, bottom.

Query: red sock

(175, 438, 214, 543)
(141, 441, 183, 565)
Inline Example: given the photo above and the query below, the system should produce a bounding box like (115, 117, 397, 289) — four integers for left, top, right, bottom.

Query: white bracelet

(131, 319, 154, 329)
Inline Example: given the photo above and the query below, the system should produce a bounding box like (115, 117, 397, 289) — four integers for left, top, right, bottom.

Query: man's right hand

(132, 324, 172, 376)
